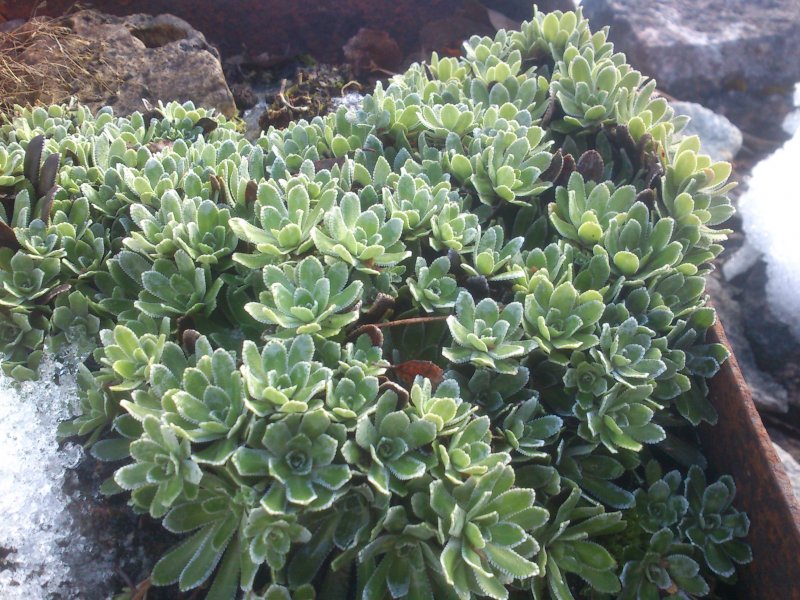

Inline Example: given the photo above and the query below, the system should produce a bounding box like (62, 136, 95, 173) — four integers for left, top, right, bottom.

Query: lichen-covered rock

(582, 0, 800, 99)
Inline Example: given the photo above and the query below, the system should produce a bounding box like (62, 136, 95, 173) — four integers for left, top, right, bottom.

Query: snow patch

(0, 352, 112, 598)
(738, 103, 800, 340)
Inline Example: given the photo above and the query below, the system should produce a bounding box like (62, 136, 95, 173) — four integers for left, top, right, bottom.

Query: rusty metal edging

(702, 320, 800, 599)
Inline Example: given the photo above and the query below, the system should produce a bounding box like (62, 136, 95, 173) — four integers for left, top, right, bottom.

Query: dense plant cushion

(0, 6, 750, 600)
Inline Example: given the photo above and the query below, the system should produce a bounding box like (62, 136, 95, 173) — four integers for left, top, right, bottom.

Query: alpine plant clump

(0, 6, 750, 600)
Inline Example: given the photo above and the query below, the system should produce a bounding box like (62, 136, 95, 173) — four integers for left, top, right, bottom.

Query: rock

(773, 443, 800, 501)
(671, 101, 743, 162)
(706, 275, 790, 413)
(63, 10, 235, 117)
(582, 0, 800, 99)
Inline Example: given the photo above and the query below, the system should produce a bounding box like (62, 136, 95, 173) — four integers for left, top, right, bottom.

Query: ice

(332, 92, 364, 123)
(0, 351, 113, 599)
(738, 93, 800, 341)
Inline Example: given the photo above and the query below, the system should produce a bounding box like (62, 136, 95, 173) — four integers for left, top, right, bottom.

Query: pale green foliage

(0, 6, 750, 600)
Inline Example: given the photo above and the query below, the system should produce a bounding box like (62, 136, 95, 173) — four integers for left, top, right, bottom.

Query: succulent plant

(522, 276, 605, 364)
(470, 128, 553, 206)
(407, 256, 460, 313)
(424, 465, 548, 600)
(444, 291, 536, 375)
(246, 257, 362, 339)
(1, 6, 751, 600)
(619, 528, 709, 600)
(311, 193, 410, 274)
(634, 462, 689, 534)
(344, 391, 437, 496)
(240, 335, 330, 416)
(125, 191, 237, 266)
(531, 485, 624, 600)
(114, 415, 203, 518)
(234, 410, 351, 512)
(680, 465, 751, 578)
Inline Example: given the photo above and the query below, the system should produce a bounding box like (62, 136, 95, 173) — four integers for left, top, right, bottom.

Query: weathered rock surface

(582, 0, 800, 99)
(62, 11, 235, 117)
(671, 101, 743, 162)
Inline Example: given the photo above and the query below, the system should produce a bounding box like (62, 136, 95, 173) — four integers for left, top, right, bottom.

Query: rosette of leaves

(563, 351, 609, 404)
(589, 317, 667, 385)
(522, 276, 605, 364)
(548, 172, 636, 246)
(660, 136, 735, 256)
(531, 485, 624, 600)
(600, 202, 684, 284)
(444, 291, 536, 375)
(57, 363, 118, 445)
(501, 396, 563, 459)
(435, 414, 509, 484)
(343, 391, 437, 496)
(511, 7, 596, 63)
(165, 346, 248, 465)
(407, 256, 460, 313)
(430, 201, 481, 253)
(356, 506, 457, 600)
(151, 474, 252, 596)
(245, 256, 362, 339)
(574, 382, 665, 453)
(233, 410, 351, 512)
(48, 290, 102, 354)
(240, 334, 330, 416)
(311, 193, 410, 274)
(551, 45, 640, 131)
(125, 191, 237, 266)
(418, 103, 476, 140)
(634, 462, 689, 534)
(95, 322, 167, 391)
(114, 414, 203, 518)
(463, 33, 523, 86)
(461, 225, 525, 283)
(0, 308, 47, 380)
(470, 128, 553, 205)
(325, 365, 380, 423)
(0, 144, 24, 188)
(134, 250, 224, 319)
(619, 528, 709, 600)
(0, 250, 61, 307)
(230, 176, 337, 268)
(409, 377, 473, 436)
(244, 508, 311, 574)
(319, 332, 389, 378)
(423, 464, 548, 600)
(680, 465, 751, 578)
(382, 173, 449, 240)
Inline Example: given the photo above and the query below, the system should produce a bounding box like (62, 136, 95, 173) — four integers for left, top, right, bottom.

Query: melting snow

(0, 352, 112, 598)
(737, 84, 800, 341)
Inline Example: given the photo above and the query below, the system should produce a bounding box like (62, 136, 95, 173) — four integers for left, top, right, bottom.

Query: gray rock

(582, 0, 800, 99)
(706, 275, 790, 413)
(64, 10, 236, 118)
(671, 101, 743, 162)
(773, 443, 800, 501)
